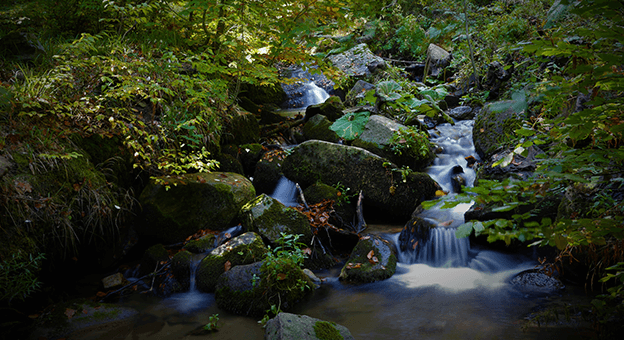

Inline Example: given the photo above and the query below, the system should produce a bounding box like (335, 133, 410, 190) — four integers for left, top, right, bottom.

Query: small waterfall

(188, 253, 204, 292)
(398, 120, 479, 268)
(270, 176, 299, 206)
(164, 252, 212, 313)
(301, 82, 330, 107)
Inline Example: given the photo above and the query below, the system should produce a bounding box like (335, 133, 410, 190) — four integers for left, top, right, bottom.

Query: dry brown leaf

(224, 260, 232, 272)
(367, 250, 374, 259)
(277, 273, 287, 281)
(65, 308, 76, 320)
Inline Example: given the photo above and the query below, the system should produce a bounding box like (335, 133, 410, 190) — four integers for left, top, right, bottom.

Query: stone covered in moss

(303, 183, 356, 230)
(302, 114, 340, 143)
(304, 96, 345, 122)
(239, 194, 313, 246)
(220, 111, 260, 145)
(139, 244, 170, 277)
(339, 235, 397, 283)
(138, 172, 256, 243)
(328, 43, 386, 77)
(282, 140, 440, 221)
(473, 102, 526, 160)
(253, 149, 287, 195)
(184, 234, 216, 254)
(265, 312, 355, 340)
(222, 143, 266, 177)
(215, 153, 244, 175)
(352, 115, 434, 171)
(171, 250, 194, 290)
(215, 259, 313, 317)
(196, 232, 267, 292)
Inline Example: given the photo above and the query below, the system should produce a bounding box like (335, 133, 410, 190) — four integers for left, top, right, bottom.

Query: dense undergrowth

(0, 0, 623, 337)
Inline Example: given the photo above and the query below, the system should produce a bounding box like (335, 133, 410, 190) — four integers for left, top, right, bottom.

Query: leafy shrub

(0, 252, 45, 303)
(389, 127, 431, 158)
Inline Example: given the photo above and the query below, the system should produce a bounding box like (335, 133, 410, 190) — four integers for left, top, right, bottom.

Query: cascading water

(301, 82, 330, 107)
(270, 176, 299, 206)
(164, 253, 213, 314)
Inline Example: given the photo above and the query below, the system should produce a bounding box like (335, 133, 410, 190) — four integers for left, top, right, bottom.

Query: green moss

(185, 234, 216, 253)
(314, 321, 344, 340)
(196, 232, 267, 292)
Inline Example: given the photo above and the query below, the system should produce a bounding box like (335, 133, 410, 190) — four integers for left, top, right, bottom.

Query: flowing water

(74, 117, 591, 339)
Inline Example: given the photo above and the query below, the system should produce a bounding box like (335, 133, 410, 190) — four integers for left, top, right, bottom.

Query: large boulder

(301, 114, 340, 143)
(265, 313, 355, 340)
(328, 43, 386, 77)
(282, 140, 440, 221)
(239, 194, 313, 246)
(339, 235, 397, 283)
(352, 115, 435, 171)
(215, 259, 313, 316)
(473, 102, 526, 160)
(137, 172, 256, 243)
(196, 232, 268, 292)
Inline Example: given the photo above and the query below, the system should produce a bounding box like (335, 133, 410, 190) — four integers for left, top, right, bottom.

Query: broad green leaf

(329, 111, 370, 141)
(376, 80, 402, 102)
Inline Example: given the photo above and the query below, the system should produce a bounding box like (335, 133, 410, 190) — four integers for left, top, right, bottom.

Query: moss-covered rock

(252, 149, 288, 195)
(215, 259, 313, 316)
(239, 194, 313, 246)
(301, 114, 340, 143)
(220, 110, 260, 145)
(196, 232, 267, 292)
(215, 153, 244, 175)
(339, 235, 397, 283)
(265, 312, 355, 340)
(184, 234, 216, 254)
(171, 250, 194, 290)
(282, 140, 440, 221)
(328, 43, 386, 77)
(352, 115, 434, 171)
(139, 243, 170, 277)
(302, 183, 356, 230)
(222, 143, 265, 177)
(473, 102, 526, 160)
(304, 96, 345, 122)
(137, 172, 256, 243)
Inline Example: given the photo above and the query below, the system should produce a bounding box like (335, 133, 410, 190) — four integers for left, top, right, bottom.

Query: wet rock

(137, 172, 256, 243)
(302, 182, 356, 230)
(184, 234, 215, 254)
(196, 232, 267, 292)
(339, 235, 397, 283)
(222, 143, 266, 177)
(214, 224, 245, 247)
(265, 312, 355, 340)
(283, 140, 440, 221)
(398, 217, 436, 253)
(447, 106, 475, 120)
(239, 194, 313, 246)
(101, 272, 129, 289)
(301, 114, 341, 143)
(511, 269, 565, 293)
(352, 115, 435, 172)
(328, 43, 386, 77)
(304, 96, 345, 122)
(449, 165, 466, 193)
